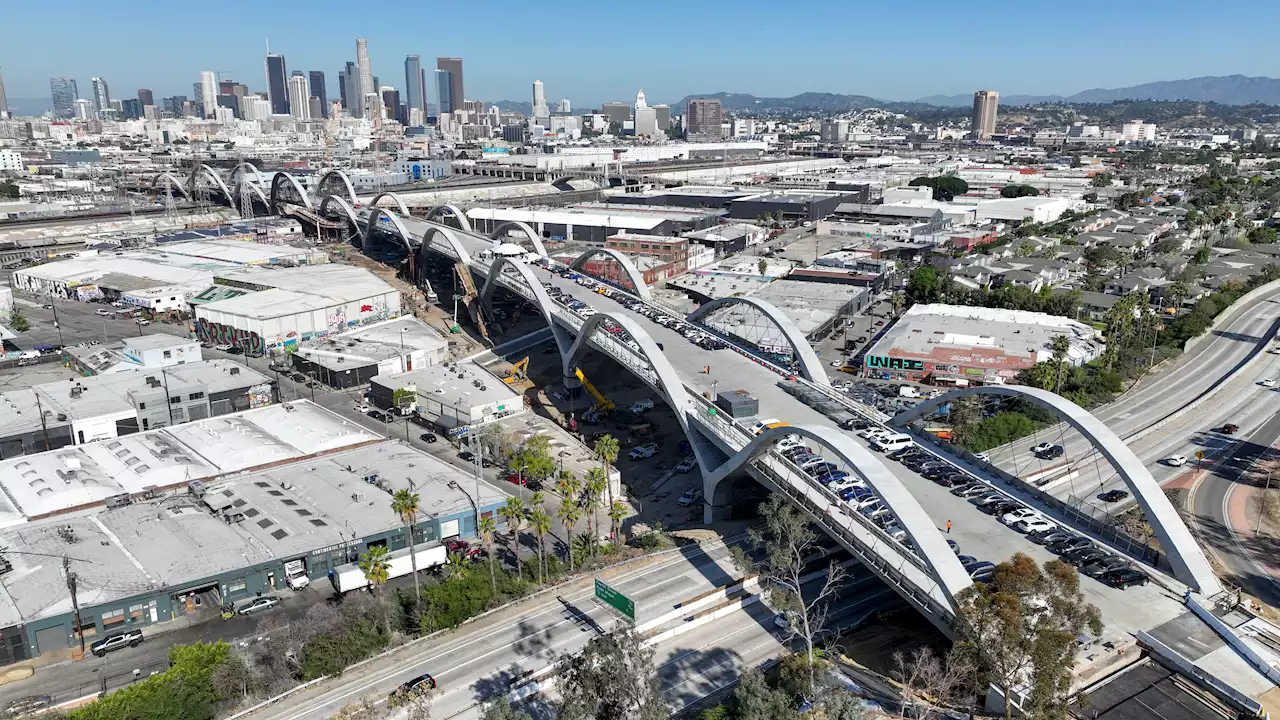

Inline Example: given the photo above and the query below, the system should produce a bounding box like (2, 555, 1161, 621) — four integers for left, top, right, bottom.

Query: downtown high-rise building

(340, 61, 357, 113)
(137, 88, 153, 107)
(308, 71, 327, 112)
(265, 53, 289, 115)
(50, 77, 78, 118)
(0, 68, 8, 119)
(531, 80, 548, 121)
(356, 37, 375, 119)
(199, 72, 217, 119)
(685, 97, 724, 139)
(971, 90, 999, 140)
(288, 72, 310, 120)
(90, 77, 110, 117)
(404, 55, 425, 116)
(435, 69, 453, 115)
(436, 58, 463, 114)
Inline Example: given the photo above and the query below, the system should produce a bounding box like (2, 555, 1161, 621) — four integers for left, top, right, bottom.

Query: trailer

(328, 541, 448, 594)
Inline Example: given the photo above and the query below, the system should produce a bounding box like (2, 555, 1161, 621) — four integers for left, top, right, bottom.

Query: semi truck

(328, 541, 448, 595)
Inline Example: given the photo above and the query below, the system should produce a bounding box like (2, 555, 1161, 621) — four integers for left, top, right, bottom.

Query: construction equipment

(453, 263, 490, 342)
(503, 356, 533, 392)
(575, 368, 614, 411)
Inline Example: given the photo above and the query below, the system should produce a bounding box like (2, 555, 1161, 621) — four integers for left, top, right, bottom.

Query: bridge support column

(562, 369, 583, 396)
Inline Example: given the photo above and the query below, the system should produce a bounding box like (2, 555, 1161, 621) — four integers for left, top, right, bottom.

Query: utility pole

(65, 555, 86, 655)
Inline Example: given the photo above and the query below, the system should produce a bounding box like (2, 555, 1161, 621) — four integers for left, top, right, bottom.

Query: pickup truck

(629, 443, 659, 460)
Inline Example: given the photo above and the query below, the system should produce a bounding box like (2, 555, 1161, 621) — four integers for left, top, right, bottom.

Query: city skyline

(5, 0, 1280, 108)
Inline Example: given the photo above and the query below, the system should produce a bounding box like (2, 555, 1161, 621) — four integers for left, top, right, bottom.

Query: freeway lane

(245, 540, 744, 720)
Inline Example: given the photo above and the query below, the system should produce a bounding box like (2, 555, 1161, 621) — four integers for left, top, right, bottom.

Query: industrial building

(466, 203, 723, 244)
(288, 317, 450, 389)
(0, 358, 273, 459)
(0, 401, 509, 666)
(862, 304, 1105, 385)
(368, 361, 525, 435)
(194, 265, 401, 355)
(65, 334, 202, 375)
(728, 189, 856, 223)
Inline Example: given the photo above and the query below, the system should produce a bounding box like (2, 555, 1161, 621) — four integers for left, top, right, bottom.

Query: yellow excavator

(503, 356, 533, 392)
(575, 368, 614, 411)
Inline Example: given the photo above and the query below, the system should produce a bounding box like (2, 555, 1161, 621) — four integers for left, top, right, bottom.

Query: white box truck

(328, 541, 448, 595)
(284, 559, 310, 590)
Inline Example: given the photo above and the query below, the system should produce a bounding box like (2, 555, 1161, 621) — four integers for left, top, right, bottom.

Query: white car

(629, 443, 659, 460)
(675, 456, 697, 473)
(1261, 379, 1277, 388)
(94, 308, 113, 317)
(677, 487, 702, 507)
(1165, 455, 1188, 467)
(1000, 508, 1041, 527)
(1017, 518, 1055, 534)
(136, 319, 151, 326)
(882, 524, 907, 542)
(354, 403, 370, 414)
(974, 452, 990, 463)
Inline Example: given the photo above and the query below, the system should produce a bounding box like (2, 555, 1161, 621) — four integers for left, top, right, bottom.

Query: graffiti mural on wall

(197, 300, 397, 354)
(195, 320, 266, 355)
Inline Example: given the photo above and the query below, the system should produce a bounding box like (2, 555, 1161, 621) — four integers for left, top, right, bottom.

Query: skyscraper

(199, 72, 217, 119)
(685, 97, 724, 140)
(308, 71, 327, 112)
(340, 61, 358, 114)
(971, 90, 999, 140)
(0, 68, 8, 119)
(337, 72, 347, 110)
(265, 53, 289, 115)
(288, 72, 310, 120)
(50, 77, 78, 118)
(436, 58, 463, 114)
(120, 98, 142, 120)
(356, 38, 374, 116)
(137, 88, 153, 106)
(435, 69, 454, 115)
(404, 55, 424, 114)
(90, 77, 110, 117)
(635, 89, 647, 109)
(532, 80, 548, 120)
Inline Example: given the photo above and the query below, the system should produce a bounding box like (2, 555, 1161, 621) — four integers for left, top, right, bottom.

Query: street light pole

(1256, 470, 1273, 537)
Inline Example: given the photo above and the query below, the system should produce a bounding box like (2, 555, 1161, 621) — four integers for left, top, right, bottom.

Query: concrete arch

(229, 162, 264, 187)
(319, 194, 361, 231)
(479, 257, 571, 353)
(422, 225, 473, 266)
(315, 169, 358, 206)
(894, 384, 1221, 595)
(363, 206, 415, 253)
(150, 172, 192, 200)
(490, 221, 548, 260)
(192, 163, 233, 201)
(269, 172, 314, 213)
(706, 423, 973, 607)
(569, 248, 654, 302)
(233, 180, 270, 215)
(425, 204, 473, 232)
(369, 192, 410, 217)
(687, 297, 827, 385)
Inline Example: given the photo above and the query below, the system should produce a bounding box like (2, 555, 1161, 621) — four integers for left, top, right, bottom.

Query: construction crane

(574, 368, 614, 411)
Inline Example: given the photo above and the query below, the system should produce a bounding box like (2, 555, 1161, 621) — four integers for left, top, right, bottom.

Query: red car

(1220, 424, 1240, 435)
(445, 539, 483, 559)
(504, 473, 527, 486)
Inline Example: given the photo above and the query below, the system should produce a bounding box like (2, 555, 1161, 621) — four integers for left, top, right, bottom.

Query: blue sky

(4, 0, 1280, 106)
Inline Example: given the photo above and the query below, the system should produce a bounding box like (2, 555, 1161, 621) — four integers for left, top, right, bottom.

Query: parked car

(94, 308, 113, 317)
(1098, 489, 1130, 503)
(419, 432, 438, 443)
(675, 456, 697, 473)
(1063, 547, 1110, 567)
(678, 488, 703, 507)
(237, 596, 281, 615)
(1047, 537, 1093, 555)
(1081, 557, 1130, 578)
(964, 561, 996, 579)
(90, 629, 144, 657)
(1017, 517, 1055, 534)
(445, 539, 484, 560)
(458, 450, 477, 462)
(1028, 529, 1074, 545)
(1100, 567, 1149, 589)
(629, 443, 659, 460)
(1000, 508, 1042, 527)
(367, 409, 390, 422)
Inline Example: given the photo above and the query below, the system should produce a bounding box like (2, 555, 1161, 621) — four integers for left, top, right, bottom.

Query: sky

(4, 0, 1280, 108)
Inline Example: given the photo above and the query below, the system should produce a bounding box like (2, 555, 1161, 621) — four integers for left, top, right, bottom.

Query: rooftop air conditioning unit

(351, 492, 366, 503)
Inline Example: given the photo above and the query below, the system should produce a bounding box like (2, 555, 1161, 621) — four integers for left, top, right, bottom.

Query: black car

(1081, 557, 1130, 578)
(1048, 537, 1093, 555)
(458, 450, 476, 462)
(1063, 547, 1109, 567)
(1101, 567, 1149, 589)
(367, 410, 390, 422)
(1098, 489, 1130, 503)
(931, 474, 959, 488)
(984, 500, 1022, 516)
(1028, 529, 1073, 545)
(1035, 445, 1065, 460)
(419, 433, 438, 443)
(290, 372, 307, 383)
(950, 483, 982, 497)
(391, 672, 437, 700)
(90, 629, 143, 657)
(888, 448, 915, 461)
(225, 346, 245, 355)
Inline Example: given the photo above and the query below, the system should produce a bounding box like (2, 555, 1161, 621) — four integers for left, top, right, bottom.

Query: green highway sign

(594, 577, 635, 620)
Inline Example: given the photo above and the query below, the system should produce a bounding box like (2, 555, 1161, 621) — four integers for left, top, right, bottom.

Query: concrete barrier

(1182, 278, 1280, 354)
(635, 575, 759, 634)
(642, 594, 762, 647)
(1186, 594, 1280, 686)
(1136, 631, 1266, 718)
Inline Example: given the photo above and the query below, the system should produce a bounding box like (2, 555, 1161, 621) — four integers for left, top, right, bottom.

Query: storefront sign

(866, 355, 924, 371)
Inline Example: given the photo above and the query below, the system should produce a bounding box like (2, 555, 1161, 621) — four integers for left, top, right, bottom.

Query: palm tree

(390, 488, 422, 615)
(358, 545, 390, 595)
(478, 515, 497, 595)
(1050, 334, 1070, 395)
(530, 506, 551, 585)
(558, 502, 582, 572)
(498, 496, 526, 580)
(583, 467, 607, 553)
(593, 434, 619, 509)
(608, 500, 627, 545)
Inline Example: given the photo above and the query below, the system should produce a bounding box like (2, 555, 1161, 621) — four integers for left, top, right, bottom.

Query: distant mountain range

(915, 75, 1280, 107)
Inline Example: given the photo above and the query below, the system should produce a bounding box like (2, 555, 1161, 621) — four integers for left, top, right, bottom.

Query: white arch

(422, 225, 473, 266)
(363, 207, 415, 253)
(706, 423, 973, 608)
(229, 162, 264, 187)
(569, 248, 654, 302)
(234, 181, 270, 215)
(369, 192, 411, 217)
(426, 204, 473, 232)
(490, 221, 548, 260)
(150, 172, 192, 200)
(192, 163, 233, 202)
(315, 169, 358, 206)
(269, 172, 314, 212)
(319, 194, 361, 230)
(895, 384, 1221, 595)
(687, 296, 828, 385)
(479, 257, 572, 353)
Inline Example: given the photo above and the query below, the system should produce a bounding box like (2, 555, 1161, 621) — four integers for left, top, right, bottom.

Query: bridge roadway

(354, 210, 1190, 644)
(987, 287, 1280, 511)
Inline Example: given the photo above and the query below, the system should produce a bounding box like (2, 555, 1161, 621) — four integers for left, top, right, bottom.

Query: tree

(593, 434, 620, 510)
(1001, 184, 1039, 198)
(391, 488, 422, 617)
(1090, 172, 1112, 187)
(529, 503, 551, 585)
(757, 258, 769, 276)
(728, 668, 794, 720)
(909, 175, 969, 201)
(558, 501, 582, 572)
(906, 266, 947, 305)
(557, 627, 665, 720)
(1249, 226, 1278, 244)
(743, 496, 846, 696)
(68, 641, 232, 720)
(0, 182, 19, 199)
(1050, 335, 1070, 395)
(1082, 192, 1098, 203)
(954, 553, 1102, 720)
(477, 515, 497, 594)
(608, 500, 628, 544)
(891, 646, 973, 718)
(1194, 245, 1211, 264)
(10, 308, 29, 333)
(482, 702, 534, 720)
(358, 546, 390, 597)
(583, 467, 607, 550)
(498, 497, 525, 580)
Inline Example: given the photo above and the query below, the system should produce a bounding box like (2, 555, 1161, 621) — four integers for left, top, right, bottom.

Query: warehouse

(0, 401, 508, 666)
(728, 189, 856, 223)
(862, 304, 1105, 385)
(194, 265, 401, 355)
(289, 317, 450, 390)
(369, 361, 525, 434)
(9, 253, 224, 301)
(146, 239, 327, 266)
(467, 203, 723, 245)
